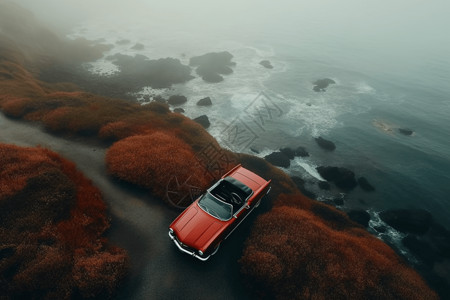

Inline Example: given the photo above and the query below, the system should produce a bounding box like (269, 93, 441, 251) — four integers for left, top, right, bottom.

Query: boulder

(358, 177, 375, 191)
(347, 210, 371, 227)
(190, 51, 235, 83)
(280, 147, 295, 160)
(193, 115, 210, 128)
(315, 137, 336, 151)
(312, 78, 335, 92)
(294, 146, 309, 157)
(316, 166, 357, 190)
(173, 108, 185, 113)
(399, 128, 414, 136)
(379, 209, 433, 235)
(153, 95, 167, 103)
(264, 151, 290, 168)
(318, 181, 331, 190)
(197, 97, 212, 106)
(106, 53, 194, 89)
(259, 60, 273, 69)
(168, 95, 187, 105)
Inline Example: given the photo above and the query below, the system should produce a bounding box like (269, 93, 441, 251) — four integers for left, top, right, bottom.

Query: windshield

(198, 192, 233, 221)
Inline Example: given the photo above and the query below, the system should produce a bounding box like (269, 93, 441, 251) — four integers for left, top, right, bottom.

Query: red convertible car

(168, 164, 271, 261)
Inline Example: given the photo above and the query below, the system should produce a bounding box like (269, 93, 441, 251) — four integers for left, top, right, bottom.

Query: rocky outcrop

(280, 147, 295, 159)
(259, 60, 273, 69)
(173, 108, 185, 113)
(295, 146, 310, 157)
(197, 97, 212, 106)
(316, 166, 357, 190)
(399, 128, 414, 136)
(189, 51, 235, 83)
(313, 78, 335, 92)
(193, 115, 210, 128)
(167, 95, 187, 105)
(379, 209, 432, 235)
(318, 181, 331, 190)
(153, 95, 167, 103)
(106, 53, 194, 89)
(347, 210, 371, 227)
(264, 151, 290, 168)
(315, 137, 336, 151)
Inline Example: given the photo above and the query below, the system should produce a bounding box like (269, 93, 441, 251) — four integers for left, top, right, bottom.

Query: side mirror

(245, 204, 250, 209)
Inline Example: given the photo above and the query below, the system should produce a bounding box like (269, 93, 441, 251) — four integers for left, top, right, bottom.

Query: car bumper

(168, 230, 210, 261)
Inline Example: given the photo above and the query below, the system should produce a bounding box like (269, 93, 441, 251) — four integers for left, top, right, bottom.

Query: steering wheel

(230, 192, 242, 205)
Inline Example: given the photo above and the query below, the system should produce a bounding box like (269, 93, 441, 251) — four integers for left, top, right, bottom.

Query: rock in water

(190, 51, 235, 83)
(167, 95, 187, 105)
(316, 166, 357, 190)
(315, 137, 336, 151)
(294, 146, 309, 157)
(259, 60, 273, 69)
(193, 115, 210, 128)
(312, 78, 335, 92)
(173, 108, 185, 113)
(318, 181, 331, 190)
(398, 128, 414, 136)
(280, 147, 295, 159)
(379, 209, 432, 235)
(264, 151, 290, 168)
(347, 210, 371, 227)
(197, 97, 212, 106)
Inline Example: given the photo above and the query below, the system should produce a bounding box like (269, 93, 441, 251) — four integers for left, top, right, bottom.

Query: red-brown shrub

(0, 144, 128, 299)
(240, 194, 438, 300)
(106, 132, 212, 207)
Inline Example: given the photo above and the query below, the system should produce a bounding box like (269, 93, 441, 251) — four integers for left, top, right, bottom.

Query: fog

(11, 0, 450, 40)
(9, 0, 450, 63)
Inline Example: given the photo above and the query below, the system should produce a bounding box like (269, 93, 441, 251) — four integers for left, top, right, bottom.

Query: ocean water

(66, 1, 450, 229)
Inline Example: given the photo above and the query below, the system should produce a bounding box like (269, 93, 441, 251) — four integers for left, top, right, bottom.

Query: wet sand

(0, 113, 251, 300)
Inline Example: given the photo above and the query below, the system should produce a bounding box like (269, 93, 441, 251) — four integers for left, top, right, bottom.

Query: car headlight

(198, 250, 204, 256)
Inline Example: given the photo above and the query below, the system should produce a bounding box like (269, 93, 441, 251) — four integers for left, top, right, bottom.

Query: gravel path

(0, 113, 250, 300)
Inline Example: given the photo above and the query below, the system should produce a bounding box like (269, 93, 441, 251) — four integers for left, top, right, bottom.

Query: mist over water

(10, 0, 450, 228)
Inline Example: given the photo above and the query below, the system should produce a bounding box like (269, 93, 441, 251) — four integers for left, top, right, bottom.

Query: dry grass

(240, 193, 438, 300)
(0, 144, 128, 299)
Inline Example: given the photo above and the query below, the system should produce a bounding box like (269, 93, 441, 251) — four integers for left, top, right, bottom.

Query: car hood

(172, 204, 226, 251)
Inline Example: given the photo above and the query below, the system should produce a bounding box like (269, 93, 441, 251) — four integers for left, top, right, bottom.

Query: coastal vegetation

(0, 2, 444, 298)
(0, 144, 128, 299)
